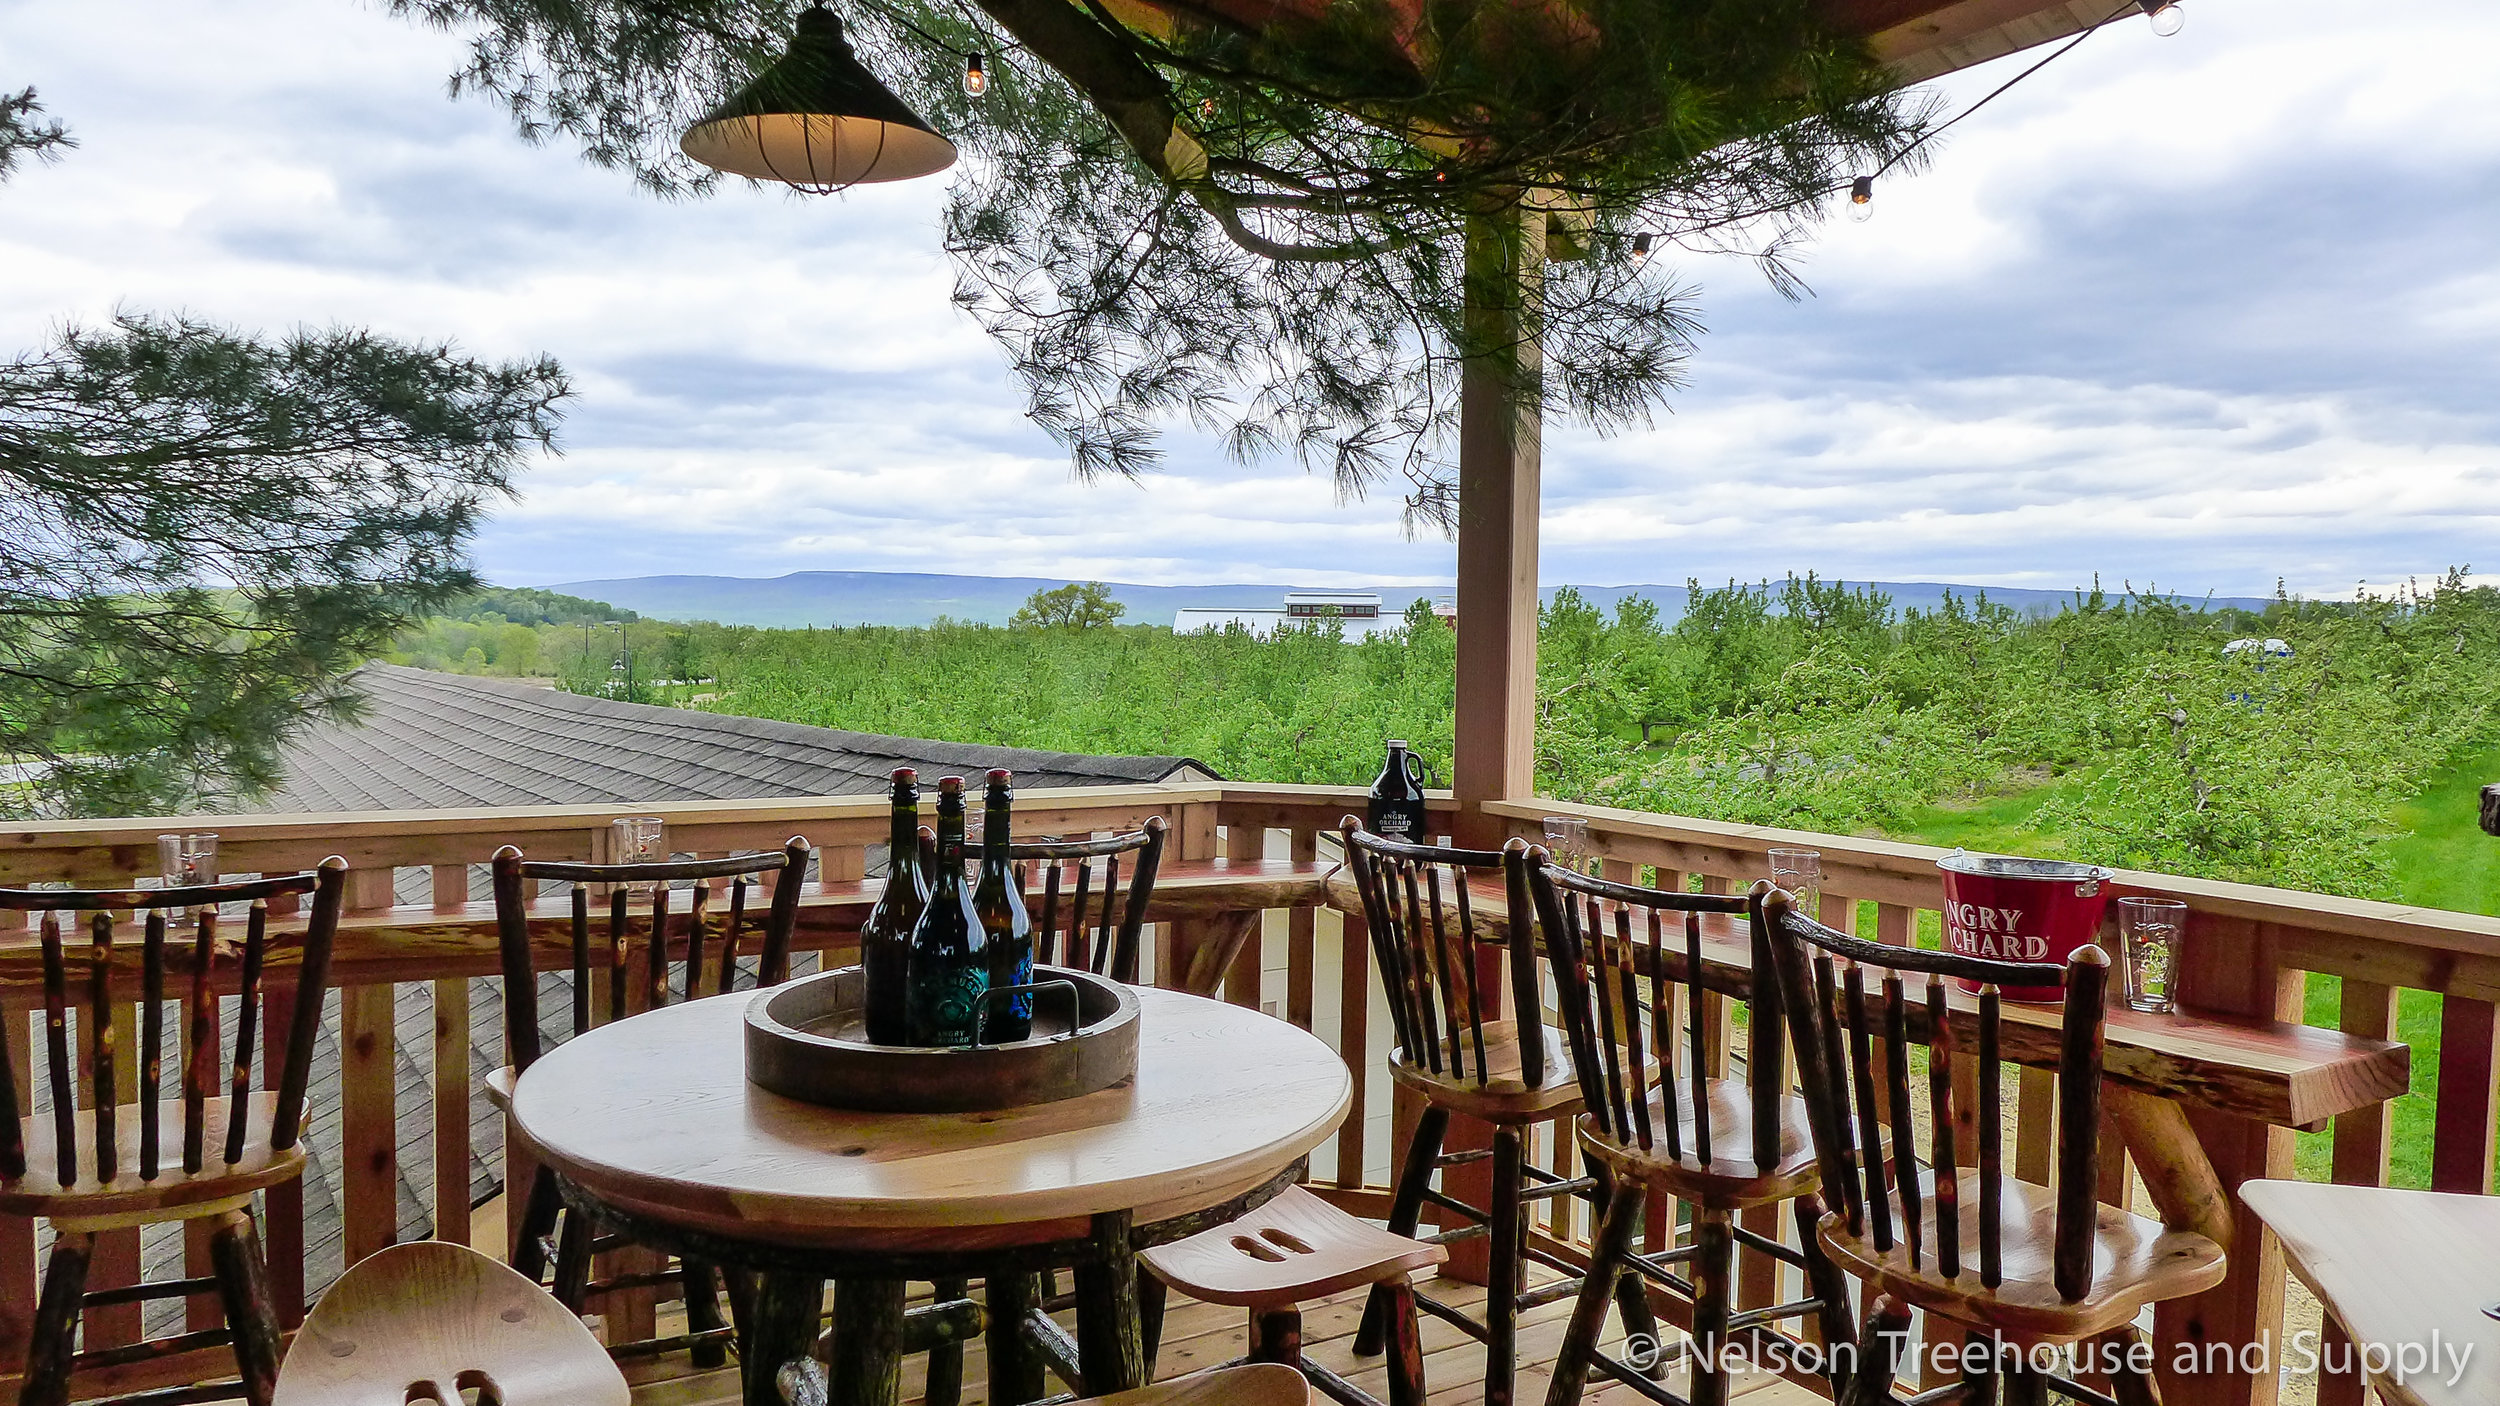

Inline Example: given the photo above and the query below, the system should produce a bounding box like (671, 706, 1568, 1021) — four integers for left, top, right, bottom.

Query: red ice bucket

(1936, 852, 2114, 1002)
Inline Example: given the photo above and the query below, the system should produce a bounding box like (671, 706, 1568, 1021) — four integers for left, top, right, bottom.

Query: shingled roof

(256, 664, 1212, 812)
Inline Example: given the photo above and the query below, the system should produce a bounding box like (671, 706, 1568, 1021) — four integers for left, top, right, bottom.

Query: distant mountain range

(551, 570, 2279, 629)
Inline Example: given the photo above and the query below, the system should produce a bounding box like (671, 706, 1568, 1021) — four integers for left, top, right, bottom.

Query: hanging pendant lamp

(680, 5, 957, 192)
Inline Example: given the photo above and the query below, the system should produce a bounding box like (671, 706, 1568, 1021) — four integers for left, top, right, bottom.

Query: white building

(1173, 590, 1402, 640)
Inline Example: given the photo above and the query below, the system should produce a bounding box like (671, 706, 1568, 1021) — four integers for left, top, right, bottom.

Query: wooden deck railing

(0, 780, 2486, 1406)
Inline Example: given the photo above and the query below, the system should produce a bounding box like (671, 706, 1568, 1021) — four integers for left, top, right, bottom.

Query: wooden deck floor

(622, 1272, 1827, 1406)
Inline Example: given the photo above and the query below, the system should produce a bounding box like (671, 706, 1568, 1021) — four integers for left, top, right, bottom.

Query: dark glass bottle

(905, 776, 988, 1047)
(860, 768, 926, 1045)
(974, 769, 1035, 1042)
(1367, 738, 1429, 840)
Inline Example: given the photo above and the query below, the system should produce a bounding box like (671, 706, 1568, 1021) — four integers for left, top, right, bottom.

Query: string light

(963, 51, 988, 95)
(1845, 175, 1874, 223)
(1200, 96, 1217, 119)
(2138, 0, 2185, 35)
(1630, 232, 1654, 262)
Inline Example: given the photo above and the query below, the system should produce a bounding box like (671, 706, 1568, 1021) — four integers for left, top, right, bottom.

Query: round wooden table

(512, 984, 1352, 1406)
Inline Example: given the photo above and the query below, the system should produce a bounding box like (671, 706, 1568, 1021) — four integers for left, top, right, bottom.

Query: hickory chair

(0, 858, 349, 1406)
(1337, 823, 1656, 1406)
(270, 1239, 629, 1406)
(488, 839, 812, 1369)
(1536, 867, 1853, 1406)
(1011, 817, 1168, 985)
(1141, 1184, 1446, 1406)
(1758, 888, 2229, 1406)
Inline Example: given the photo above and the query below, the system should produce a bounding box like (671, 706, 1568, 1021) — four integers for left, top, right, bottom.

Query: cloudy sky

(5, 0, 2496, 597)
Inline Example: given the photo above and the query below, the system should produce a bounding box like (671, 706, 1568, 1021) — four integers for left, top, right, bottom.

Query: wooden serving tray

(744, 964, 1142, 1112)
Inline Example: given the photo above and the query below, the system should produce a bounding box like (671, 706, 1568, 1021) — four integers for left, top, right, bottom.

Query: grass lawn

(1879, 747, 2500, 1188)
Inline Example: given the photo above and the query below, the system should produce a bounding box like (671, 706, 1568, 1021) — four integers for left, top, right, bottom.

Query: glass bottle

(905, 776, 987, 1047)
(974, 769, 1035, 1042)
(860, 768, 926, 1045)
(1367, 739, 1429, 840)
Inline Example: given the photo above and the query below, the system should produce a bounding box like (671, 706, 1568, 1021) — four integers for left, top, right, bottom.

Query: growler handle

(1404, 752, 1428, 790)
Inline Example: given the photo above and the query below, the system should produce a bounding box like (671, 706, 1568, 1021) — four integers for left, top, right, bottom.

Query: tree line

(387, 572, 2500, 901)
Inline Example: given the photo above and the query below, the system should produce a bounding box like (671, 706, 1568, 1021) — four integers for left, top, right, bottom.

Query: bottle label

(909, 965, 990, 1047)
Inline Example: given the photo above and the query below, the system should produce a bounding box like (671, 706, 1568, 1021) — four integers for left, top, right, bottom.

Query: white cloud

(3, 0, 2496, 596)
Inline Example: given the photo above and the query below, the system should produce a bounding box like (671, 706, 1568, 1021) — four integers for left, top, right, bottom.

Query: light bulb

(2139, 0, 2184, 36)
(963, 52, 988, 96)
(1846, 175, 1874, 223)
(1630, 232, 1654, 263)
(1200, 96, 1217, 119)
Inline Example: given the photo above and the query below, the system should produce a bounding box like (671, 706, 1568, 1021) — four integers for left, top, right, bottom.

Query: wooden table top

(512, 984, 1351, 1252)
(2241, 1180, 2499, 1406)
(1323, 870, 2409, 1130)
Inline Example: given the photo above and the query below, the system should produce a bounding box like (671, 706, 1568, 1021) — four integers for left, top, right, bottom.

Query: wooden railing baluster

(433, 975, 472, 1247)
(1286, 828, 1319, 1033)
(2312, 977, 2399, 1406)
(2432, 996, 2499, 1194)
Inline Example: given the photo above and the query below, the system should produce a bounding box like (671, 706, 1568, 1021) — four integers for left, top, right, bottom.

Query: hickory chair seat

(0, 859, 349, 1406)
(1337, 823, 1657, 1406)
(270, 1239, 629, 1406)
(1758, 888, 2229, 1406)
(487, 839, 813, 1370)
(1535, 867, 1853, 1406)
(1141, 1184, 1447, 1406)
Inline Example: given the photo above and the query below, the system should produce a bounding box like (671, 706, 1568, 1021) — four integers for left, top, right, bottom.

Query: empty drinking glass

(612, 816, 665, 863)
(2117, 897, 2186, 1013)
(1542, 816, 1593, 874)
(157, 832, 218, 887)
(1768, 846, 1822, 923)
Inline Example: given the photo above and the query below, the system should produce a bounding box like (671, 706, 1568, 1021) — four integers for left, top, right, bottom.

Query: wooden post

(340, 852, 402, 1272)
(432, 977, 473, 1246)
(1442, 198, 1545, 1287)
(341, 982, 399, 1268)
(1451, 198, 1545, 852)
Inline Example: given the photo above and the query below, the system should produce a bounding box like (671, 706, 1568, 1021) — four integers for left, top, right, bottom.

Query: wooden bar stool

(1141, 1186, 1445, 1406)
(488, 839, 811, 1366)
(1338, 822, 1654, 1406)
(0, 859, 348, 1406)
(1761, 889, 2228, 1405)
(271, 1240, 628, 1406)
(1535, 866, 1851, 1406)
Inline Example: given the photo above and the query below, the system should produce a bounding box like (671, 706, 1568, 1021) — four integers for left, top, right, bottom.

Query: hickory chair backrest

(1338, 822, 1545, 1087)
(489, 840, 812, 1074)
(1007, 817, 1167, 985)
(1758, 887, 2112, 1301)
(1524, 852, 1763, 1165)
(0, 860, 348, 1188)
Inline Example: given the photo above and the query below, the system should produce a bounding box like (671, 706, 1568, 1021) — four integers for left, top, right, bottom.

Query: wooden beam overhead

(1848, 0, 2123, 85)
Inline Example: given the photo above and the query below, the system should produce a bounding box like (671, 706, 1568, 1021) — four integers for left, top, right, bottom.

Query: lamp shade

(680, 6, 957, 191)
